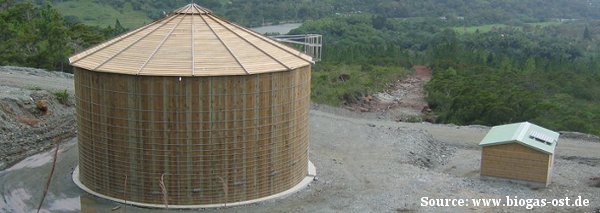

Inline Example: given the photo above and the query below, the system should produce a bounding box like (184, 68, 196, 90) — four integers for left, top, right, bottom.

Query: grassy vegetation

(453, 21, 561, 34)
(54, 0, 150, 28)
(311, 64, 412, 106)
(16, 0, 600, 30)
(453, 24, 511, 34)
(54, 90, 70, 105)
(528, 21, 562, 28)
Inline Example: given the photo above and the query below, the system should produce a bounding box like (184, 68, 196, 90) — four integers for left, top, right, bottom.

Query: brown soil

(346, 65, 433, 122)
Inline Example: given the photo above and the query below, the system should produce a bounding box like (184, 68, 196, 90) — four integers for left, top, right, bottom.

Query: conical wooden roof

(69, 4, 313, 76)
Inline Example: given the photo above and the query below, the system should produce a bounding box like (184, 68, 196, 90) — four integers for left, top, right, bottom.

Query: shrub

(54, 90, 69, 105)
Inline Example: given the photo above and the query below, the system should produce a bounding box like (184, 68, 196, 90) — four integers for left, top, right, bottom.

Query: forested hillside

(2, 0, 600, 135)
(0, 1, 123, 71)
(13, 0, 600, 27)
(292, 15, 600, 135)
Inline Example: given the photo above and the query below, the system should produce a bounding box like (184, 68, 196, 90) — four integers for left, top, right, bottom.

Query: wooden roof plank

(191, 8, 196, 76)
(205, 15, 292, 71)
(212, 16, 314, 64)
(137, 11, 189, 75)
(69, 3, 311, 76)
(198, 11, 250, 75)
(69, 13, 181, 65)
(92, 15, 183, 71)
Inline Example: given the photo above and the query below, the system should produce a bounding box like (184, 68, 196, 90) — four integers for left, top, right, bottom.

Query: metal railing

(270, 34, 322, 62)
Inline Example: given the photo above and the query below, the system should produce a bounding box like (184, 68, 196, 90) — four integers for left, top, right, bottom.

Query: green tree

(34, 4, 71, 71)
(0, 2, 89, 71)
(524, 57, 536, 74)
(0, 0, 14, 10)
(371, 15, 387, 30)
(583, 26, 592, 40)
(114, 18, 126, 34)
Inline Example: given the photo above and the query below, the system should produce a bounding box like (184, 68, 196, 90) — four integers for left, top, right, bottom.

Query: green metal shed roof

(479, 122, 559, 155)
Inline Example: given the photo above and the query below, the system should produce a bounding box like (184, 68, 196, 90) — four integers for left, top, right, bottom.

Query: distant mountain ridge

(14, 0, 600, 28)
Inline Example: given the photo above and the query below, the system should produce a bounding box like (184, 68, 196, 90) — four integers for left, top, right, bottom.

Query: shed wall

(74, 66, 311, 205)
(480, 143, 552, 186)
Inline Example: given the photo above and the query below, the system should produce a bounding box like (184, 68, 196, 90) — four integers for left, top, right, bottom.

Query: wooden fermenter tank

(69, 4, 314, 207)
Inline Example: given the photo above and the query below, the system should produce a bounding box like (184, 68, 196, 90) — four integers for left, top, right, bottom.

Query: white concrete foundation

(72, 161, 316, 209)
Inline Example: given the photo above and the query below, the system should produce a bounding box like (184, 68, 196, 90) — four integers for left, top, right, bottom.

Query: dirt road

(348, 65, 434, 122)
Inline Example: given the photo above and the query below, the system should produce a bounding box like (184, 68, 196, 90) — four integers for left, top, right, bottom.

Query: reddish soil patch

(16, 116, 40, 126)
(413, 65, 432, 81)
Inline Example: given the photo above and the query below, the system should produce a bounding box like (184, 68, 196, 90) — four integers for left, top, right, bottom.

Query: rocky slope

(0, 66, 76, 170)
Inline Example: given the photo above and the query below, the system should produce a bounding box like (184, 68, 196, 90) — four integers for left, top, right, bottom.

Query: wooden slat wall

(74, 65, 311, 205)
(480, 143, 552, 185)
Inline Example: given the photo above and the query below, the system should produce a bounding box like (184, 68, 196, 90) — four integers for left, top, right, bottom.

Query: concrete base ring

(72, 161, 317, 209)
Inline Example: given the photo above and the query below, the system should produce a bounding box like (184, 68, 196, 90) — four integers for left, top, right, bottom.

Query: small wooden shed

(479, 122, 559, 186)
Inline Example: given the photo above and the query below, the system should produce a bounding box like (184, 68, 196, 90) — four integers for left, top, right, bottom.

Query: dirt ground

(0, 66, 76, 171)
(347, 65, 434, 122)
(0, 66, 599, 212)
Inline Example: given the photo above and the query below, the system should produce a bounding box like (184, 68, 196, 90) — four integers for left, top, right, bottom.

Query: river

(251, 23, 302, 35)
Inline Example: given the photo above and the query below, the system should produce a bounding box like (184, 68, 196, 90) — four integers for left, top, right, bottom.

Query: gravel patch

(0, 67, 76, 171)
